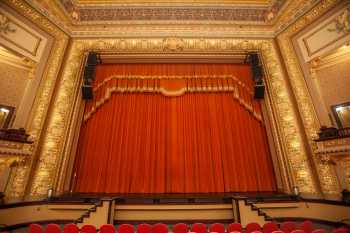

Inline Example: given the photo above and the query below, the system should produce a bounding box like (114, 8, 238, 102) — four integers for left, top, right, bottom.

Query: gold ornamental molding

(277, 0, 344, 196)
(24, 0, 316, 38)
(315, 138, 350, 155)
(2, 0, 69, 199)
(23, 37, 318, 197)
(2, 0, 344, 200)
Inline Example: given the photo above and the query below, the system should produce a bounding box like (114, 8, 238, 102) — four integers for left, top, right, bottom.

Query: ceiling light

(335, 106, 345, 112)
(0, 108, 10, 113)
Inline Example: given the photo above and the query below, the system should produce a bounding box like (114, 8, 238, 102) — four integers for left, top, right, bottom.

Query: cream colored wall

(254, 201, 350, 222)
(78, 200, 111, 229)
(238, 200, 266, 227)
(114, 204, 234, 222)
(0, 62, 29, 110)
(316, 56, 350, 113)
(0, 204, 93, 225)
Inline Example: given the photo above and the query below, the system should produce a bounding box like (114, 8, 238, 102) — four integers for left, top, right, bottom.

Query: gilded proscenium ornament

(33, 37, 315, 197)
(2, 0, 69, 199)
(277, 0, 343, 195)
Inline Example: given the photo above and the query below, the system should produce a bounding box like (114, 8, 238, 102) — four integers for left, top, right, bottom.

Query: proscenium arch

(26, 38, 320, 198)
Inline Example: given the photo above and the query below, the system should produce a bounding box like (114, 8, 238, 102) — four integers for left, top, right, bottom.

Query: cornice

(19, 0, 325, 38)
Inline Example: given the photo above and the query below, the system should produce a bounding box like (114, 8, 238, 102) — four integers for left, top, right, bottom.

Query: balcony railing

(315, 127, 350, 141)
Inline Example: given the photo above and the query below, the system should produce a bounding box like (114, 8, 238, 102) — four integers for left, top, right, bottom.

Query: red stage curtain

(73, 64, 276, 193)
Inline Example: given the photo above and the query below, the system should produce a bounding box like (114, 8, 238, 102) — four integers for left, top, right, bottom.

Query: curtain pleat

(73, 64, 277, 194)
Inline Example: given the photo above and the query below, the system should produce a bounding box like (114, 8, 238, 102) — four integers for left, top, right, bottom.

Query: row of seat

(29, 222, 349, 233)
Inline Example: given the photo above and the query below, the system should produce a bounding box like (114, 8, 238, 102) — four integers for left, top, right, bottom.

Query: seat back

(291, 230, 305, 233)
(209, 223, 225, 233)
(332, 227, 349, 233)
(262, 222, 278, 233)
(100, 224, 116, 233)
(64, 224, 79, 233)
(118, 224, 135, 233)
(153, 223, 168, 233)
(81, 225, 97, 233)
(281, 222, 296, 233)
(246, 223, 261, 233)
(29, 224, 44, 233)
(192, 223, 207, 233)
(228, 223, 242, 233)
(46, 224, 61, 233)
(173, 223, 188, 233)
(300, 221, 313, 233)
(137, 224, 152, 233)
(311, 230, 326, 233)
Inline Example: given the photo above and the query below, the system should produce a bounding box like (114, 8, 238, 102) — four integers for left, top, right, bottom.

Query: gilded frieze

(27, 37, 318, 197)
(277, 0, 343, 195)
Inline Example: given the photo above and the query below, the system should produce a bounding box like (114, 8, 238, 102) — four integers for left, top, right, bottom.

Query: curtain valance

(84, 75, 262, 122)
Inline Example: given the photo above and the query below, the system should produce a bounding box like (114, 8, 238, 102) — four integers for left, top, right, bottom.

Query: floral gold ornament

(329, 6, 350, 34)
(0, 12, 16, 35)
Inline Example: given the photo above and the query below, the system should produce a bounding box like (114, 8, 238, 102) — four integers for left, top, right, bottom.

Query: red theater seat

(46, 224, 61, 233)
(228, 223, 242, 233)
(291, 230, 305, 233)
(246, 223, 261, 233)
(192, 223, 207, 233)
(29, 224, 44, 233)
(64, 224, 79, 233)
(209, 223, 225, 233)
(81, 225, 97, 233)
(137, 224, 152, 233)
(100, 224, 116, 233)
(173, 223, 189, 233)
(118, 224, 135, 233)
(311, 230, 326, 233)
(153, 223, 168, 233)
(262, 222, 279, 233)
(300, 221, 313, 233)
(281, 222, 296, 233)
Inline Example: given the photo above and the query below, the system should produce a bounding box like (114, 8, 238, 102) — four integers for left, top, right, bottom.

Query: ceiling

(59, 0, 287, 23)
(25, 0, 320, 37)
(73, 0, 272, 6)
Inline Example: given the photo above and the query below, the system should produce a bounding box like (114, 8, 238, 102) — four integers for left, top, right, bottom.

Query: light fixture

(0, 108, 9, 113)
(336, 106, 345, 112)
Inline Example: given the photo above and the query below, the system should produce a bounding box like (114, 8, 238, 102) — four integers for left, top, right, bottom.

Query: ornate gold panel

(2, 0, 69, 199)
(22, 37, 316, 197)
(277, 0, 342, 195)
(2, 0, 343, 200)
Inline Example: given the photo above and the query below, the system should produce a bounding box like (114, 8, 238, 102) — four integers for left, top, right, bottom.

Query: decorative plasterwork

(17, 36, 318, 198)
(0, 12, 16, 34)
(2, 0, 69, 199)
(0, 7, 47, 62)
(0, 140, 31, 172)
(0, 46, 35, 72)
(315, 138, 350, 156)
(296, 5, 350, 62)
(1, 0, 343, 201)
(24, 0, 318, 38)
(277, 0, 343, 195)
(74, 0, 272, 6)
(59, 0, 283, 23)
(329, 6, 350, 34)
